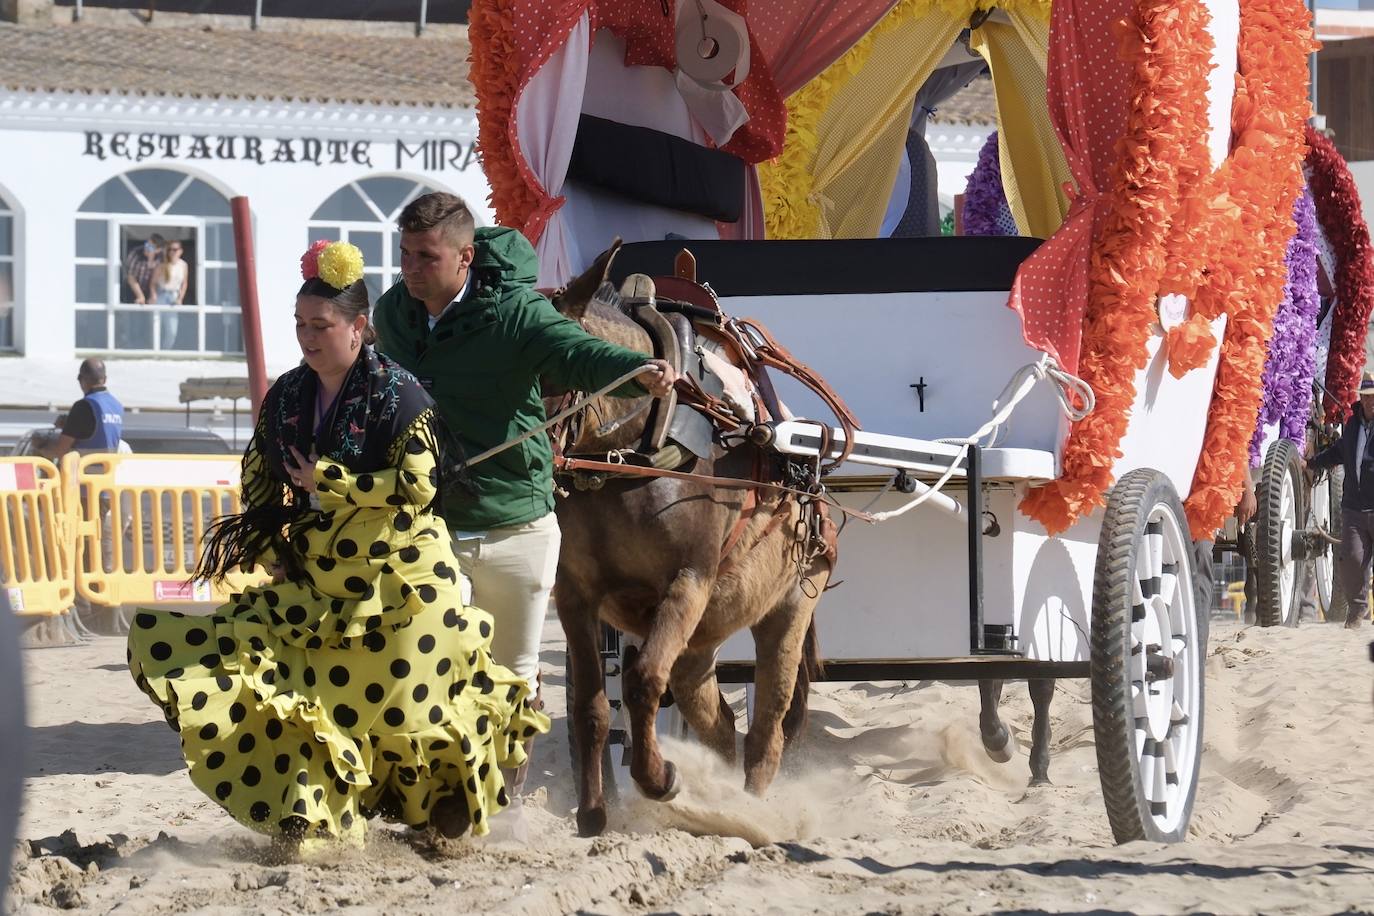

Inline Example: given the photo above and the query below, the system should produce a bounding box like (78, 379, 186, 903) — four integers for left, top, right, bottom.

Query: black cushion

(608, 237, 1044, 297)
(567, 114, 746, 223)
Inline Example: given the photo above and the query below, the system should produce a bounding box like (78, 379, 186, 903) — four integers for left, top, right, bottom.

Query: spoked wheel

(1255, 439, 1305, 627)
(1091, 469, 1205, 844)
(1308, 466, 1341, 623)
(1318, 467, 1347, 623)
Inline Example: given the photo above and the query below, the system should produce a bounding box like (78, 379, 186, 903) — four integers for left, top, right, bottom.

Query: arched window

(74, 168, 240, 354)
(0, 194, 14, 351)
(306, 176, 444, 302)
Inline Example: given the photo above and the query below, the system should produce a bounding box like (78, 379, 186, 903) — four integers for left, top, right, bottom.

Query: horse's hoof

(634, 761, 683, 802)
(577, 805, 607, 838)
(981, 727, 1014, 764)
(1028, 775, 1052, 788)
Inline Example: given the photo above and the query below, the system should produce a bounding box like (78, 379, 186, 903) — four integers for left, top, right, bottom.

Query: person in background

(122, 234, 164, 306)
(39, 358, 123, 462)
(152, 239, 189, 349)
(1309, 372, 1374, 628)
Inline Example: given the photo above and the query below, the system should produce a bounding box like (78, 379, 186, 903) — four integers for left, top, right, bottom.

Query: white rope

(866, 354, 1094, 523)
(463, 366, 651, 468)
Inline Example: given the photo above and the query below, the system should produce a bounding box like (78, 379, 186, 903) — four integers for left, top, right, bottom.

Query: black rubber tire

(1255, 439, 1305, 628)
(1322, 467, 1348, 623)
(1091, 468, 1204, 844)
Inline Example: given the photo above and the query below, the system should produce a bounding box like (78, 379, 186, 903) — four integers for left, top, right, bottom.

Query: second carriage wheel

(1314, 466, 1344, 621)
(1255, 439, 1305, 628)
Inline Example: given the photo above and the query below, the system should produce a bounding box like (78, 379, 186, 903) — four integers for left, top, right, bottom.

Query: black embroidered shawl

(196, 346, 451, 582)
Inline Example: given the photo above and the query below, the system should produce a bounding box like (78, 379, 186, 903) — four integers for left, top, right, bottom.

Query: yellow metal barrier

(68, 452, 267, 607)
(0, 457, 76, 618)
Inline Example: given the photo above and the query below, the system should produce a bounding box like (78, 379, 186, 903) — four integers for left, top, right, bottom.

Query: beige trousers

(452, 513, 561, 687)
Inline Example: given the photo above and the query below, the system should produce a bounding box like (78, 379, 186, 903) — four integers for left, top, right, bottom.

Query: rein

(552, 454, 876, 523)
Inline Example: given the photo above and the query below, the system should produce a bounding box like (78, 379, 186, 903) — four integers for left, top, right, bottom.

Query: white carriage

(468, 0, 1319, 843)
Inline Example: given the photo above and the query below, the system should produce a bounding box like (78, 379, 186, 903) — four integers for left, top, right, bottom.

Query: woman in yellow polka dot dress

(128, 240, 548, 847)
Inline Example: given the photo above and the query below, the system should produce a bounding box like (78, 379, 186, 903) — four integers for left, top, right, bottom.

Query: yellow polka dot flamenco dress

(128, 346, 548, 843)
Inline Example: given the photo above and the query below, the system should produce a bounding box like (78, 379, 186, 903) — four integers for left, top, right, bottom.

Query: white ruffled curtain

(514, 13, 591, 288)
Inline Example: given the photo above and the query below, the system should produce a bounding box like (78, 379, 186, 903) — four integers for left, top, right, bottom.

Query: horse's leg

(669, 647, 737, 764)
(556, 588, 612, 837)
(625, 572, 712, 800)
(744, 589, 814, 795)
(978, 680, 1014, 763)
(1028, 677, 1055, 786)
(781, 617, 822, 753)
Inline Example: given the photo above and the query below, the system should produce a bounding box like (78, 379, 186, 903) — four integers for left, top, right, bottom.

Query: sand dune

(7, 617, 1374, 914)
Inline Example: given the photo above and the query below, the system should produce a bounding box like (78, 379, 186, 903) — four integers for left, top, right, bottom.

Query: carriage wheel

(1091, 469, 1205, 844)
(1317, 468, 1347, 622)
(1255, 440, 1305, 627)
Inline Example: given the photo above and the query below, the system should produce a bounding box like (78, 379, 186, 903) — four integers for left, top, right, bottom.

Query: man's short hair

(148, 233, 166, 246)
(78, 358, 106, 385)
(397, 192, 475, 248)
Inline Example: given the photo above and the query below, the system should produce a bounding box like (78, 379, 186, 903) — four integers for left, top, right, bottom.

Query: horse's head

(546, 240, 657, 457)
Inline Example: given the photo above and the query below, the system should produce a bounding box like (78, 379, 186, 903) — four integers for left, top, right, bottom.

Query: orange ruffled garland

(468, 0, 542, 232)
(1020, 0, 1212, 532)
(1023, 0, 1315, 536)
(1179, 0, 1315, 536)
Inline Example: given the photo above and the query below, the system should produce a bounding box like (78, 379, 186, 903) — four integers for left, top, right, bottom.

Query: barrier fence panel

(70, 453, 267, 607)
(0, 457, 75, 619)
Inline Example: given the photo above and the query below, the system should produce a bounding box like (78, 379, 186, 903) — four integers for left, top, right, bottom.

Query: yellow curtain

(761, 9, 962, 239)
(970, 12, 1072, 238)
(760, 0, 1057, 241)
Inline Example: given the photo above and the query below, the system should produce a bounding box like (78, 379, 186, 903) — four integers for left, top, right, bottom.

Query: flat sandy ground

(7, 615, 1374, 915)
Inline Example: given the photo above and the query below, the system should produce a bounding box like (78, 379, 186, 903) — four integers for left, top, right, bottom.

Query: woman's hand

(286, 445, 319, 493)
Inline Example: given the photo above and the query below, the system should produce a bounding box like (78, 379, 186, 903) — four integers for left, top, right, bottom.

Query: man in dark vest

(41, 358, 124, 460)
(1310, 372, 1374, 628)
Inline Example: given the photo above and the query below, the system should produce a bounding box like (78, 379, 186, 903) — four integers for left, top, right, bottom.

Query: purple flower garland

(1249, 188, 1320, 466)
(962, 132, 1017, 236)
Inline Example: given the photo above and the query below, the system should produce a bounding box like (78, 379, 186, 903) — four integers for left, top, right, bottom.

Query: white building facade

(0, 88, 490, 389)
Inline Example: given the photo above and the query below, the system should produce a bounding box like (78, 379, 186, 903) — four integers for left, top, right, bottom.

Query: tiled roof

(930, 74, 998, 127)
(0, 22, 475, 108)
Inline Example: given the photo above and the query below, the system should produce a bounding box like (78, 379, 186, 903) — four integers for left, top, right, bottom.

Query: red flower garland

(1308, 124, 1374, 421)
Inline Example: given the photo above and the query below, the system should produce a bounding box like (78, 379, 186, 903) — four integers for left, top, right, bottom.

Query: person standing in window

(153, 240, 189, 349)
(122, 234, 164, 305)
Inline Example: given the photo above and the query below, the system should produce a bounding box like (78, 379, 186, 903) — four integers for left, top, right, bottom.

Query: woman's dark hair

(298, 277, 378, 346)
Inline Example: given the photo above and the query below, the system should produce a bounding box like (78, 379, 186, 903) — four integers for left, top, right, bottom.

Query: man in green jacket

(373, 192, 674, 810)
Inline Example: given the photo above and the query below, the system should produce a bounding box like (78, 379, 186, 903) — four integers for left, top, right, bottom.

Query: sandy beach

(7, 614, 1374, 915)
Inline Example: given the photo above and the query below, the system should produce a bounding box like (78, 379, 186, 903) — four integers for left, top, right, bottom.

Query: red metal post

(230, 197, 269, 420)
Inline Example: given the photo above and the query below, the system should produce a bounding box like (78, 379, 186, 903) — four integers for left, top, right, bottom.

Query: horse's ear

(554, 238, 623, 319)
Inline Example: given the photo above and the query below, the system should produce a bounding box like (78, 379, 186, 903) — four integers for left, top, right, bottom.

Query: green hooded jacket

(373, 226, 649, 531)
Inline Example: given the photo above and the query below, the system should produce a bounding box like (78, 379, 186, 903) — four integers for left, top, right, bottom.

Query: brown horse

(548, 249, 832, 838)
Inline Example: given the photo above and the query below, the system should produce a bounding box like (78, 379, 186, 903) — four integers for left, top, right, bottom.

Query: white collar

(428, 273, 472, 328)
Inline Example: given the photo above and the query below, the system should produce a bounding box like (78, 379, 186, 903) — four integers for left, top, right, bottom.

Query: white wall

(1351, 160, 1374, 232)
(0, 91, 492, 375)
